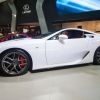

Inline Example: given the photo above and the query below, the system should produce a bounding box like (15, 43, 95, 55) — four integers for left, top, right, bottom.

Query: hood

(0, 38, 43, 48)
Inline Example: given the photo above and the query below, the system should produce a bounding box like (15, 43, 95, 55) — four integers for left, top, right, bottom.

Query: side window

(49, 34, 59, 40)
(84, 31, 92, 34)
(61, 31, 69, 37)
(49, 30, 68, 40)
(84, 31, 94, 38)
(67, 30, 84, 39)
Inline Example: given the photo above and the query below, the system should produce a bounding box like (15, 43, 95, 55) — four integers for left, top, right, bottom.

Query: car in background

(0, 28, 100, 76)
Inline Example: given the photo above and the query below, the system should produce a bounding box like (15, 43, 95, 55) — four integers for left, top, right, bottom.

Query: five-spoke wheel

(0, 49, 31, 76)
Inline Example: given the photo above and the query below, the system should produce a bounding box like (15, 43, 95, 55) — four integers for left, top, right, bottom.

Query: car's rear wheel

(0, 49, 31, 76)
(93, 47, 100, 65)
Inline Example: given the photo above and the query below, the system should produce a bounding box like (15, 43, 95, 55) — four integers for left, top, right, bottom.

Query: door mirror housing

(59, 34, 68, 40)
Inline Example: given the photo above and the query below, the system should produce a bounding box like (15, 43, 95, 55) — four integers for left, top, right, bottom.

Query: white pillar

(0, 0, 6, 3)
(8, 2, 17, 32)
(36, 0, 48, 34)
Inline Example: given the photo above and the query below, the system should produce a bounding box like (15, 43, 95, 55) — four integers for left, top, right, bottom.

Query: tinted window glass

(67, 30, 84, 39)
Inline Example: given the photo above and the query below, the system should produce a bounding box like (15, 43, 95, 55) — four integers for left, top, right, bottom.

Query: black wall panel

(0, 2, 12, 25)
(14, 0, 38, 24)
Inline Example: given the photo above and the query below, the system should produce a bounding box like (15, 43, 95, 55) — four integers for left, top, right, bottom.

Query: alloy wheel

(1, 51, 28, 75)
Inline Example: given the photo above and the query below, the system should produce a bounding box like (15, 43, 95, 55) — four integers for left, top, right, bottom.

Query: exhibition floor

(0, 65, 100, 100)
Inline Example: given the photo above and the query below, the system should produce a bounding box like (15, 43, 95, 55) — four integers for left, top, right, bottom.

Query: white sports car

(0, 28, 100, 76)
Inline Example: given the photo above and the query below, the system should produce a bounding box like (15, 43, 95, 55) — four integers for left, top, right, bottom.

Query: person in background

(29, 28, 35, 37)
(23, 28, 29, 34)
(0, 33, 4, 39)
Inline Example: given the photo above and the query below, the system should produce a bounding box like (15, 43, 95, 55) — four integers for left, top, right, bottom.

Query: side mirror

(59, 34, 68, 40)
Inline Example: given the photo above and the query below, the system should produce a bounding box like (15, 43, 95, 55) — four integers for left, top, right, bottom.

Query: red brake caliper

(20, 55, 25, 68)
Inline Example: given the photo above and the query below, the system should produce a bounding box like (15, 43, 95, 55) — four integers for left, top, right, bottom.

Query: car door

(45, 29, 91, 67)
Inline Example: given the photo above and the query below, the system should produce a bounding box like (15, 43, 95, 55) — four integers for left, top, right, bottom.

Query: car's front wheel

(93, 47, 100, 65)
(0, 49, 31, 76)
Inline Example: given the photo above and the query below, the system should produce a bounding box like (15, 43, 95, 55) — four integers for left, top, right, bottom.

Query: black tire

(0, 49, 31, 76)
(93, 47, 100, 65)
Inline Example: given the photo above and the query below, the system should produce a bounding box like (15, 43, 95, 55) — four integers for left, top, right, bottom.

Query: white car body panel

(0, 28, 100, 71)
(0, 38, 47, 70)
(46, 38, 91, 66)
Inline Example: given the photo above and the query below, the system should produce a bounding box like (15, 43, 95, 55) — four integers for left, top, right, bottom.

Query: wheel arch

(93, 46, 100, 62)
(94, 46, 100, 56)
(0, 48, 33, 71)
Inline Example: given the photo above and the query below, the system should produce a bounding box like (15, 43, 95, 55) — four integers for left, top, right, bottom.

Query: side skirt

(30, 63, 92, 73)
